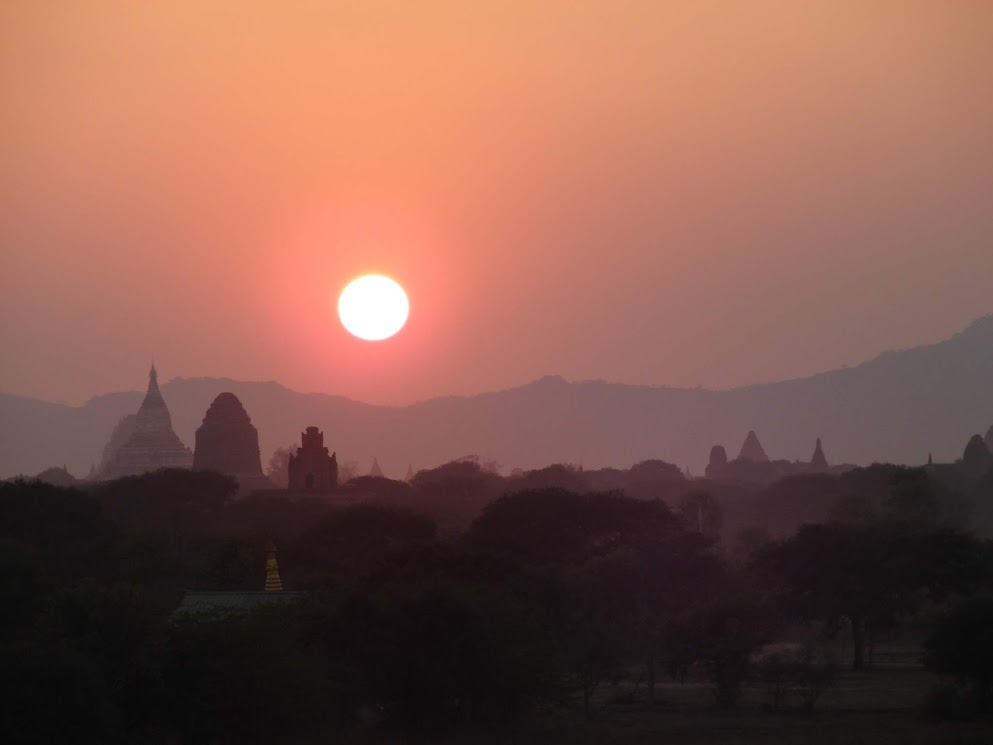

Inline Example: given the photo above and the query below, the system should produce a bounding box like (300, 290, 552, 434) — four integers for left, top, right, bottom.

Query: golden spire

(264, 539, 283, 592)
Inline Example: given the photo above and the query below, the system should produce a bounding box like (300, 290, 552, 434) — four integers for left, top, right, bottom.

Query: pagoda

(98, 365, 193, 479)
(192, 392, 274, 494)
(287, 426, 338, 492)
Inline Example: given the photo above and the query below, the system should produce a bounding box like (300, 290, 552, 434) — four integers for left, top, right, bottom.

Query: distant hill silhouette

(2, 315, 992, 479)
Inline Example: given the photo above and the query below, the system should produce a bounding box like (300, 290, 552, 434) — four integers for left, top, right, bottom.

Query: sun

(337, 275, 410, 341)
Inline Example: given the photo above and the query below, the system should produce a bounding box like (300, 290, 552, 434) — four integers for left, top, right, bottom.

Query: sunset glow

(1, 2, 991, 408)
(337, 275, 409, 341)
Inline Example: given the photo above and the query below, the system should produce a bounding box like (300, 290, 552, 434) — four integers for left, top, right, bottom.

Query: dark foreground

(4, 469, 993, 744)
(394, 664, 993, 745)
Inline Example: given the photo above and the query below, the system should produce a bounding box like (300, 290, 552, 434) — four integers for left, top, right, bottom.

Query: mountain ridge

(2, 315, 991, 479)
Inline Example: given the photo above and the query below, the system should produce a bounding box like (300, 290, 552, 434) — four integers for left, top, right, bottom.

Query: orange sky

(2, 1, 992, 405)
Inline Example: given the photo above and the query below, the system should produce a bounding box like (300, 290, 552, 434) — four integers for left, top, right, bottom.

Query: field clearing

(426, 654, 993, 745)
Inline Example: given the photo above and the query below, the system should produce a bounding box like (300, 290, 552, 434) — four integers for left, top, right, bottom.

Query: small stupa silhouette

(810, 438, 828, 471)
(737, 430, 769, 463)
(264, 540, 283, 592)
(369, 457, 384, 478)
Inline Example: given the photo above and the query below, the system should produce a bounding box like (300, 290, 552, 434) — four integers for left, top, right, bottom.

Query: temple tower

(98, 365, 193, 479)
(193, 392, 273, 494)
(737, 430, 770, 463)
(810, 438, 828, 472)
(288, 426, 338, 491)
(369, 457, 384, 478)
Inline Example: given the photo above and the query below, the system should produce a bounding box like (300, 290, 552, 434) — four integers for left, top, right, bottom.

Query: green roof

(172, 590, 303, 619)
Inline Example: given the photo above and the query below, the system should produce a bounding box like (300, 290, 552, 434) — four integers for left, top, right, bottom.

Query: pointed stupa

(98, 366, 193, 479)
(737, 430, 769, 463)
(405, 464, 415, 482)
(129, 364, 183, 441)
(264, 540, 283, 592)
(369, 457, 384, 478)
(810, 438, 828, 471)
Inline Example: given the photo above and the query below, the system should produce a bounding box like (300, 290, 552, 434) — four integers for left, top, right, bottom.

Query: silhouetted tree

(337, 458, 359, 483)
(828, 492, 878, 525)
(925, 595, 993, 712)
(0, 643, 121, 744)
(0, 479, 118, 583)
(558, 551, 639, 718)
(163, 603, 331, 743)
(94, 468, 236, 539)
(464, 488, 680, 566)
(0, 541, 54, 636)
(753, 643, 837, 712)
(755, 521, 985, 670)
(689, 590, 777, 707)
(307, 549, 561, 742)
(677, 490, 723, 543)
(620, 459, 689, 501)
(339, 474, 414, 502)
(507, 463, 589, 493)
(264, 443, 295, 488)
(407, 457, 507, 534)
(884, 466, 939, 525)
(292, 504, 437, 583)
(34, 582, 159, 738)
(410, 457, 504, 497)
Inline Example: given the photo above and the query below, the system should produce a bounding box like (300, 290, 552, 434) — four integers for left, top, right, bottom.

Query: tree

(0, 479, 118, 583)
(410, 457, 504, 497)
(466, 488, 726, 708)
(410, 458, 506, 534)
(337, 458, 359, 483)
(677, 490, 723, 543)
(163, 603, 332, 743)
(884, 467, 939, 525)
(507, 463, 589, 493)
(925, 595, 993, 711)
(828, 492, 877, 525)
(464, 489, 681, 566)
(94, 468, 236, 539)
(689, 591, 777, 707)
(0, 644, 121, 744)
(307, 551, 561, 742)
(0, 541, 54, 637)
(753, 644, 837, 712)
(265, 444, 296, 488)
(558, 551, 639, 718)
(292, 504, 437, 581)
(755, 521, 985, 670)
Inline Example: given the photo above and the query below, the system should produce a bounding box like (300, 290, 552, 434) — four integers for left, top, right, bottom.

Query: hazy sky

(2, 1, 992, 406)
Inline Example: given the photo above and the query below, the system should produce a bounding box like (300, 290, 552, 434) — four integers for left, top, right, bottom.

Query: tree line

(2, 458, 993, 743)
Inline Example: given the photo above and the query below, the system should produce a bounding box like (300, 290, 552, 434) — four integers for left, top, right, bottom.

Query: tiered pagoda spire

(96, 365, 193, 479)
(265, 540, 284, 592)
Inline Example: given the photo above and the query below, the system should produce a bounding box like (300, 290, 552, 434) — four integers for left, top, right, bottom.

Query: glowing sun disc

(338, 275, 409, 341)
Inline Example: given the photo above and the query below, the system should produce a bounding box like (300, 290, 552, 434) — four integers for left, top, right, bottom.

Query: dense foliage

(1, 457, 991, 742)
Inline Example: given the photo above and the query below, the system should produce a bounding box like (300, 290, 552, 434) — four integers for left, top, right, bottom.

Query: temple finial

(369, 457, 383, 478)
(265, 540, 283, 591)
